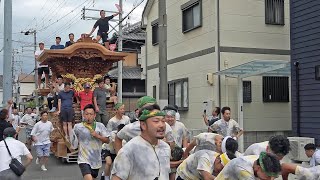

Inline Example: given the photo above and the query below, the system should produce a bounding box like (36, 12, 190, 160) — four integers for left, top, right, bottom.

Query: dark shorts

(60, 108, 74, 122)
(176, 176, 184, 180)
(97, 31, 109, 43)
(38, 67, 49, 75)
(79, 163, 99, 178)
(102, 149, 116, 162)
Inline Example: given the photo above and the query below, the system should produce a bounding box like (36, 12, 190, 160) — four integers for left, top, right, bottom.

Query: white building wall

(19, 83, 35, 101)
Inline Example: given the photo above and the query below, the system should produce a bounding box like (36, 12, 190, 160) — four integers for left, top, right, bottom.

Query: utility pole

(117, 0, 123, 103)
(158, 0, 168, 108)
(12, 49, 22, 105)
(3, 0, 13, 107)
(81, 4, 123, 102)
(21, 30, 38, 114)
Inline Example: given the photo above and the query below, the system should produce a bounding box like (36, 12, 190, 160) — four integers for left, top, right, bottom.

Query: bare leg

(169, 173, 176, 180)
(105, 156, 112, 176)
(41, 156, 49, 166)
(38, 74, 42, 89)
(83, 174, 93, 180)
(45, 73, 49, 88)
(67, 122, 73, 137)
(63, 122, 68, 137)
(95, 35, 102, 42)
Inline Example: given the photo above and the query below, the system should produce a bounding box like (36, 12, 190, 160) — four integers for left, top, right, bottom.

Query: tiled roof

(111, 21, 146, 41)
(18, 74, 35, 83)
(123, 22, 142, 33)
(108, 67, 142, 79)
(123, 33, 146, 41)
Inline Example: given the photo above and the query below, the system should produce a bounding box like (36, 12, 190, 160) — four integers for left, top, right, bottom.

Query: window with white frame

(265, 0, 285, 25)
(168, 78, 189, 110)
(181, 0, 202, 33)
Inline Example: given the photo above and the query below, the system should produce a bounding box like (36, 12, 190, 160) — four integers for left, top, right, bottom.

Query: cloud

(0, 0, 146, 74)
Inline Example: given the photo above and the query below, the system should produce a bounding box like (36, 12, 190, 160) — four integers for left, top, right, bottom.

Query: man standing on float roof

(87, 8, 120, 50)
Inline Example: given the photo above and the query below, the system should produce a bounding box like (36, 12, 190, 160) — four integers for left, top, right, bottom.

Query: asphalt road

(19, 128, 104, 180)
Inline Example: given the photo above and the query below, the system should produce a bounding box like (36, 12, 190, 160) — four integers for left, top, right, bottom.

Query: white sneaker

(41, 165, 47, 171)
(35, 158, 39, 165)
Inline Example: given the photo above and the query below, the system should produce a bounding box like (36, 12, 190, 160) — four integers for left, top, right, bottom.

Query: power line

(38, 0, 91, 32)
(0, 37, 32, 45)
(42, 12, 82, 44)
(42, 1, 94, 44)
(108, 0, 146, 34)
(39, 0, 69, 30)
(82, 0, 146, 37)
(19, 0, 51, 31)
(37, 0, 64, 29)
(17, 70, 35, 83)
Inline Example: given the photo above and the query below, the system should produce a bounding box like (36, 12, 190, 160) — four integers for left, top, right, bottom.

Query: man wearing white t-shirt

(112, 104, 171, 180)
(244, 135, 291, 160)
(31, 111, 54, 171)
(35, 42, 49, 89)
(10, 107, 21, 139)
(211, 107, 244, 139)
(0, 127, 33, 179)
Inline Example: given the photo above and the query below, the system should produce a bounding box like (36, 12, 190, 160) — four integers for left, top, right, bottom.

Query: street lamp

(21, 30, 39, 114)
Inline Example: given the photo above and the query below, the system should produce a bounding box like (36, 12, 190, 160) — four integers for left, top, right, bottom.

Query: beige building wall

(144, 0, 291, 132)
(167, 0, 216, 60)
(219, 0, 290, 49)
(123, 53, 138, 67)
(146, 0, 159, 67)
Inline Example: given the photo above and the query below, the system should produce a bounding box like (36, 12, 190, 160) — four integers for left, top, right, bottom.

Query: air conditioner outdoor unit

(287, 137, 315, 162)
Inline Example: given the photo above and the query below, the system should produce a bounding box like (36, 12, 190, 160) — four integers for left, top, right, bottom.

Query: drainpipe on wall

(215, 0, 221, 108)
(224, 60, 228, 106)
(294, 61, 300, 137)
(144, 33, 148, 96)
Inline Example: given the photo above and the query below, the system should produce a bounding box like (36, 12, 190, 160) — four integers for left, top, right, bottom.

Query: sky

(0, 0, 146, 74)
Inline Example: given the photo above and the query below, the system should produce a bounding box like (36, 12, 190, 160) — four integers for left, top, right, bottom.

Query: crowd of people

(0, 95, 320, 180)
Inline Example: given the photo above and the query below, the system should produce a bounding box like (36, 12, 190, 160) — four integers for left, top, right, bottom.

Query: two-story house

(18, 73, 36, 105)
(141, 0, 291, 149)
(108, 22, 147, 112)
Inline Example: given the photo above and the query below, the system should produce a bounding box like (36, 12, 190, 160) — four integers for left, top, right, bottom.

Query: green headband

(137, 96, 156, 108)
(259, 152, 279, 177)
(115, 103, 124, 110)
(139, 109, 165, 121)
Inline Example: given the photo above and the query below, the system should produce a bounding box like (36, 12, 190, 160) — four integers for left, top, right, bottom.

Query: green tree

(26, 100, 36, 108)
